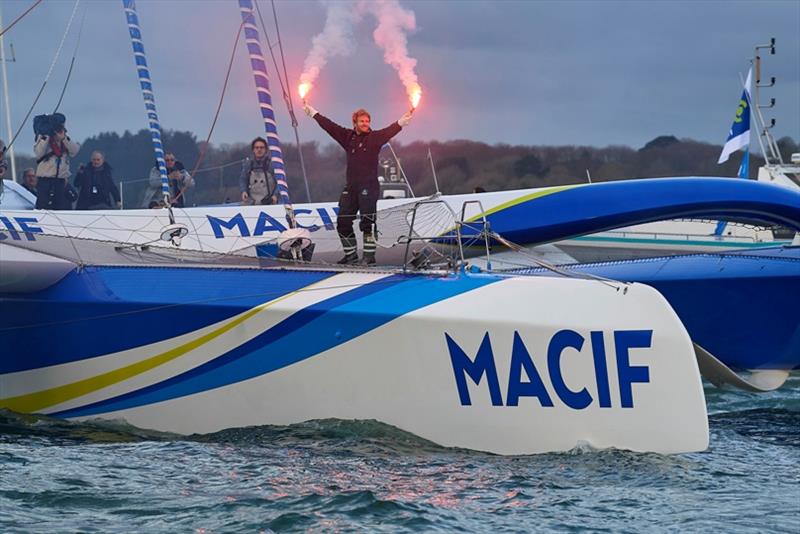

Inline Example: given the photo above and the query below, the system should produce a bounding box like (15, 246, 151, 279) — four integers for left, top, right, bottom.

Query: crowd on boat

(1, 103, 415, 265)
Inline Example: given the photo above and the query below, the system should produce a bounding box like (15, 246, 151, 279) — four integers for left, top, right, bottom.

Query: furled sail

(121, 0, 170, 206)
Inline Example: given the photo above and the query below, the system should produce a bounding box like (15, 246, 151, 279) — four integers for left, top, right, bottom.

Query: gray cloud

(0, 0, 797, 155)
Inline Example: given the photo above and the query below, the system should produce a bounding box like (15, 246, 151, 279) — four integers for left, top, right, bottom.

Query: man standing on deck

(304, 102, 413, 265)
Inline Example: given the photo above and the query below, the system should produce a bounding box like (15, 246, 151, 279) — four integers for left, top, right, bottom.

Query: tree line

(10, 129, 799, 207)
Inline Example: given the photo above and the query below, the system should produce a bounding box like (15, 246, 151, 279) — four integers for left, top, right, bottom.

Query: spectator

(33, 124, 80, 210)
(239, 137, 277, 205)
(164, 153, 194, 207)
(21, 168, 38, 196)
(141, 153, 194, 208)
(74, 151, 121, 210)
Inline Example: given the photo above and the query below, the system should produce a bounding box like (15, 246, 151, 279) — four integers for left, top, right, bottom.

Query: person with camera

(33, 122, 80, 210)
(74, 151, 121, 210)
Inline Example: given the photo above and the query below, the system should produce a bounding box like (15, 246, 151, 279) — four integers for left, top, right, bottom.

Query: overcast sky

(1, 0, 798, 155)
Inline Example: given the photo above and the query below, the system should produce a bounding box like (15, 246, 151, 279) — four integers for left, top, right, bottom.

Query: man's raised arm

(304, 102, 349, 148)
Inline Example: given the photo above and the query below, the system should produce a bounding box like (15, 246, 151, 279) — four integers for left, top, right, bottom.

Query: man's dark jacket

(74, 161, 120, 209)
(314, 114, 401, 190)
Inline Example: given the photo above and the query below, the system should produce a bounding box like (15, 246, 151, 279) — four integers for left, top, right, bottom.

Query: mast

(237, 0, 296, 229)
(121, 0, 170, 208)
(0, 6, 16, 182)
(752, 38, 782, 165)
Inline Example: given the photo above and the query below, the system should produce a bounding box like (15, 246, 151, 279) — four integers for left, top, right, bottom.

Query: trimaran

(1, 1, 798, 455)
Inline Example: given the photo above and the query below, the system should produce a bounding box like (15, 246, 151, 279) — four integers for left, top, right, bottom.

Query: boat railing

(399, 198, 492, 272)
(458, 200, 492, 269)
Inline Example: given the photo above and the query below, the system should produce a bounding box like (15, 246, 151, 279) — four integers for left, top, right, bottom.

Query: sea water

(1, 377, 798, 533)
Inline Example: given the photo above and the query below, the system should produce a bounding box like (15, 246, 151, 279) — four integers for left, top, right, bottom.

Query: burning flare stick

(410, 85, 421, 113)
(298, 82, 311, 102)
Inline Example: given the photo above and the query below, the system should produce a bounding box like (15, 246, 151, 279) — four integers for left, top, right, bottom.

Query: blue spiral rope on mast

(237, 0, 296, 229)
(122, 0, 170, 205)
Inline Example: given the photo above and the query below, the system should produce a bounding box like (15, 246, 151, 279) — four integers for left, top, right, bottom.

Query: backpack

(33, 113, 66, 138)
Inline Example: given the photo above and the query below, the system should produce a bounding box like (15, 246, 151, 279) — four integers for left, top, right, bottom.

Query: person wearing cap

(33, 124, 80, 210)
(141, 153, 194, 208)
(303, 102, 412, 265)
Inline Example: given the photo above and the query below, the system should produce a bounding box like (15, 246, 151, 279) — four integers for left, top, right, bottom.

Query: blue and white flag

(717, 68, 752, 164)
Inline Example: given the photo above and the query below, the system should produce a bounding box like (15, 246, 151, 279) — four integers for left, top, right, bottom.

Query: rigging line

(489, 231, 623, 288)
(0, 0, 43, 39)
(172, 19, 246, 206)
(192, 157, 247, 173)
(253, 1, 287, 107)
(5, 0, 81, 152)
(270, 0, 312, 203)
(53, 6, 88, 114)
(270, 0, 294, 118)
(254, 0, 312, 203)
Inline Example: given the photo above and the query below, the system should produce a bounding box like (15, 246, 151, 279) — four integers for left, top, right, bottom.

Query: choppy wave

(1, 376, 799, 533)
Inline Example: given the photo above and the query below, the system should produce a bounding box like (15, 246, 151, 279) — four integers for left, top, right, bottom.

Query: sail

(121, 0, 170, 205)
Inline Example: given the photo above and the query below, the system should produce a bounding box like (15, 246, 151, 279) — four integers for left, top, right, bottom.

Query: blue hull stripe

(54, 274, 498, 418)
(475, 178, 800, 245)
(0, 267, 337, 373)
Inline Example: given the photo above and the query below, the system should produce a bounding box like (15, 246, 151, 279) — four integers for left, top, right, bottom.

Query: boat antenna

(752, 38, 783, 165)
(252, 0, 312, 203)
(53, 7, 87, 114)
(121, 0, 187, 246)
(427, 146, 440, 195)
(387, 143, 416, 197)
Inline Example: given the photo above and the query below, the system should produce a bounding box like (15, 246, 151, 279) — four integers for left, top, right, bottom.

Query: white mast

(0, 5, 17, 182)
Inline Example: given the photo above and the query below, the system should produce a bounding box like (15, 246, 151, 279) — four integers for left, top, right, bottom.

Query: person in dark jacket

(21, 168, 38, 196)
(304, 102, 412, 264)
(74, 151, 121, 210)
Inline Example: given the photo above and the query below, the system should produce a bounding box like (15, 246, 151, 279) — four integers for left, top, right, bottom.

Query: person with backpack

(33, 123, 80, 210)
(74, 151, 121, 210)
(239, 137, 277, 205)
